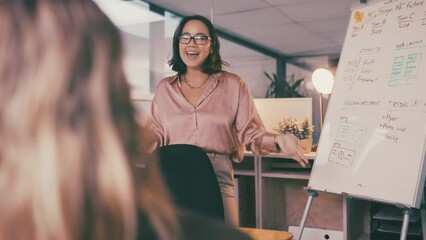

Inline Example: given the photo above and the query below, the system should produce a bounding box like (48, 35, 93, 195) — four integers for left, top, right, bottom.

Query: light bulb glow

(312, 68, 334, 94)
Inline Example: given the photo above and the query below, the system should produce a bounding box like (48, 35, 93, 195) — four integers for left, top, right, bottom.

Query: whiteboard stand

(420, 191, 426, 240)
(295, 189, 318, 240)
(318, 93, 324, 131)
(400, 207, 414, 240)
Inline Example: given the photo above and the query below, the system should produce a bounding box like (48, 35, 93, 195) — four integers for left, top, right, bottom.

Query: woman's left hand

(275, 133, 309, 167)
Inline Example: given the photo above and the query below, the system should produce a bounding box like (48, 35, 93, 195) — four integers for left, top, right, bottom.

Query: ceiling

(140, 0, 361, 60)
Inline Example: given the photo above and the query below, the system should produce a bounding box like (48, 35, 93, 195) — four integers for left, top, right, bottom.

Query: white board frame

(308, 0, 426, 208)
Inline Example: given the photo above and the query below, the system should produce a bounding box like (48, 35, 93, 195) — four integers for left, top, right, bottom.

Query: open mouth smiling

(186, 51, 200, 59)
(187, 51, 199, 56)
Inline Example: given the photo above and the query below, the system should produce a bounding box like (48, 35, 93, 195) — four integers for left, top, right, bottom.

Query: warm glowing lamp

(312, 68, 334, 130)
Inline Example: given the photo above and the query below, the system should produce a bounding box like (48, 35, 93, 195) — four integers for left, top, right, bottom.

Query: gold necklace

(183, 75, 210, 89)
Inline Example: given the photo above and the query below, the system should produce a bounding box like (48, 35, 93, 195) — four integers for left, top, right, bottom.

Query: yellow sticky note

(353, 10, 364, 23)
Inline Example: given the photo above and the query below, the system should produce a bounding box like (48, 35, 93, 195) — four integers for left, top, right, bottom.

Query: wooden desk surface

(239, 227, 293, 240)
(263, 151, 316, 159)
(244, 151, 316, 160)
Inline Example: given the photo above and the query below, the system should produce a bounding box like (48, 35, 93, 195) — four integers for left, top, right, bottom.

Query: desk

(239, 227, 293, 240)
(235, 152, 344, 237)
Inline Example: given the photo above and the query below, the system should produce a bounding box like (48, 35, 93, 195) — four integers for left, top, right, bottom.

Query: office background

(94, 0, 357, 143)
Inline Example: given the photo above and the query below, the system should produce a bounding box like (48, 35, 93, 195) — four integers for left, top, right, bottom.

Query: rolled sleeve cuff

(262, 132, 279, 152)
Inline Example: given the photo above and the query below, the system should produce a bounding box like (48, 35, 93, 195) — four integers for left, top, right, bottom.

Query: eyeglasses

(178, 34, 211, 45)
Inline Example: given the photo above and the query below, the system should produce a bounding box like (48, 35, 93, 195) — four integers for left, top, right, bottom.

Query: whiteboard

(308, 0, 426, 208)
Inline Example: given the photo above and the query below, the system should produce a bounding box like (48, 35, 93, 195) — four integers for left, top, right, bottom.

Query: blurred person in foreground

(0, 1, 250, 240)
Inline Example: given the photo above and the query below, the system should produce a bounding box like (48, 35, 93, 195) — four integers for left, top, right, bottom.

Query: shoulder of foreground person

(178, 210, 251, 240)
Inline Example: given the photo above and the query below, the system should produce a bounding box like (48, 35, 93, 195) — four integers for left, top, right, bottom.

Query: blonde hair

(0, 0, 178, 239)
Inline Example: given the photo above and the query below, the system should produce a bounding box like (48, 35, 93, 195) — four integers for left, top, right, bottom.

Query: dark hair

(168, 15, 228, 75)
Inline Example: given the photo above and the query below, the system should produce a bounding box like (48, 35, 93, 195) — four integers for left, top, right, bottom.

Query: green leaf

(264, 71, 306, 98)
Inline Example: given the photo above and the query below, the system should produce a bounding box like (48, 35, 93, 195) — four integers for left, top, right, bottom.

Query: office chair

(155, 144, 225, 222)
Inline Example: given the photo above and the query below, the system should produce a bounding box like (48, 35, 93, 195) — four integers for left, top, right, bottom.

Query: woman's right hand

(274, 133, 309, 167)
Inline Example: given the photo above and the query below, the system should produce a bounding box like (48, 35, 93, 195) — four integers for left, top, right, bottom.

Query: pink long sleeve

(143, 71, 279, 162)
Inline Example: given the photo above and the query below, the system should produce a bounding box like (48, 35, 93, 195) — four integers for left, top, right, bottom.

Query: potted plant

(273, 117, 314, 153)
(264, 72, 305, 98)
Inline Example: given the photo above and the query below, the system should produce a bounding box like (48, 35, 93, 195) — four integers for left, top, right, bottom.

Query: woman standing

(144, 15, 308, 226)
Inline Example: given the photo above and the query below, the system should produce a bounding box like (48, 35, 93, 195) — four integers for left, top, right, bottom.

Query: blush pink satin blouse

(143, 71, 278, 163)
